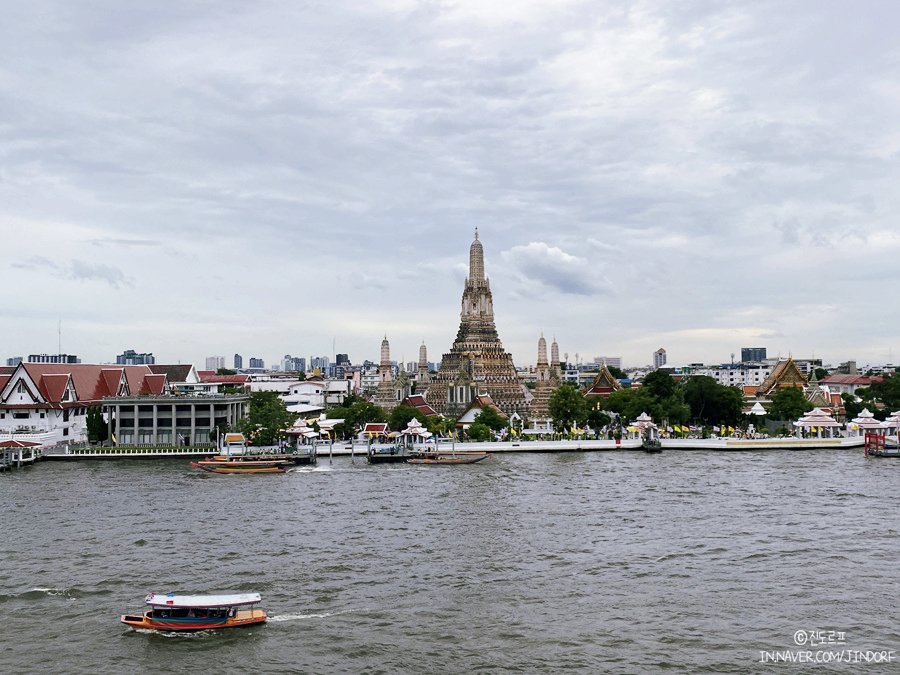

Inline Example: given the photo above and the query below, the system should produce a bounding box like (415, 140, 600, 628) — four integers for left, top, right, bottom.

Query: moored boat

(367, 446, 411, 464)
(865, 432, 900, 457)
(642, 439, 662, 453)
(121, 592, 267, 631)
(191, 458, 287, 474)
(210, 450, 316, 466)
(407, 451, 492, 465)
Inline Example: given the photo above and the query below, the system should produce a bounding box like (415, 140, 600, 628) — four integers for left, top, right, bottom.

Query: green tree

(474, 405, 509, 433)
(604, 377, 690, 426)
(841, 392, 862, 420)
(216, 367, 237, 375)
(340, 394, 366, 408)
(326, 400, 387, 438)
(236, 391, 297, 446)
(641, 369, 677, 399)
(424, 414, 447, 436)
(767, 386, 813, 421)
(465, 422, 491, 442)
(856, 375, 900, 417)
(586, 407, 611, 432)
(683, 376, 744, 425)
(608, 366, 627, 380)
(388, 404, 426, 431)
(86, 406, 108, 443)
(814, 368, 828, 381)
(548, 383, 589, 430)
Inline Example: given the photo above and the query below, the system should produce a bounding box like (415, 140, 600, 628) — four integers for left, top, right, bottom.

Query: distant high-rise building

(310, 356, 330, 371)
(116, 349, 155, 365)
(653, 348, 667, 369)
(6, 356, 23, 367)
(741, 347, 767, 363)
(234, 353, 243, 369)
(336, 353, 350, 366)
(205, 356, 225, 371)
(28, 354, 79, 364)
(593, 356, 622, 370)
(249, 357, 265, 369)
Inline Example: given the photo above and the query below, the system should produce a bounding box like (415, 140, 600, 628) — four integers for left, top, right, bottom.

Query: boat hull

(191, 461, 286, 474)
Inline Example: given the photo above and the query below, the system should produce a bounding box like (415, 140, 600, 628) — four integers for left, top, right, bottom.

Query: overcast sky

(2, 0, 898, 371)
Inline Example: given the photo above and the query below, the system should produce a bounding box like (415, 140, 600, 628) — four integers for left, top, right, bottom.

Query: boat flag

(112, 433, 117, 444)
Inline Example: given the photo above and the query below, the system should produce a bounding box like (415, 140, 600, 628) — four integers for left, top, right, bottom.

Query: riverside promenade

(324, 435, 866, 456)
(33, 434, 867, 462)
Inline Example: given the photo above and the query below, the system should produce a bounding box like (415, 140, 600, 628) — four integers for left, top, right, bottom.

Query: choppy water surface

(2, 450, 899, 674)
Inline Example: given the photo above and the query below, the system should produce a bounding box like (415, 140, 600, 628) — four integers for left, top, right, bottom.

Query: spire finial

(474, 228, 479, 240)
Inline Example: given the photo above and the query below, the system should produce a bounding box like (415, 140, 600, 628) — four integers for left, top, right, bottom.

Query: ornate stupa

(529, 334, 554, 421)
(550, 336, 562, 386)
(373, 335, 398, 411)
(416, 341, 431, 387)
(425, 231, 528, 417)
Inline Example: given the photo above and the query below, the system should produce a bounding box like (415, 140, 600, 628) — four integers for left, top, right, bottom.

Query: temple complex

(425, 231, 529, 418)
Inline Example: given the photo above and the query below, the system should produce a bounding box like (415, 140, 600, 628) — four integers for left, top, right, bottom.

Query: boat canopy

(145, 592, 261, 608)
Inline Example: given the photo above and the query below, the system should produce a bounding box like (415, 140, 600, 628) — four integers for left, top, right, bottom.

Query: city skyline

(3, 2, 898, 369)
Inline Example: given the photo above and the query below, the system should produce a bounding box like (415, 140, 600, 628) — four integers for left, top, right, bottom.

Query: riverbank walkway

(26, 434, 867, 464)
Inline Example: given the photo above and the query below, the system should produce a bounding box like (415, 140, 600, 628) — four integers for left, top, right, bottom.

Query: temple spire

(469, 230, 485, 282)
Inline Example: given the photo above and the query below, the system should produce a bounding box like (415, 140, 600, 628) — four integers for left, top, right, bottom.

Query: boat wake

(268, 607, 370, 622)
(287, 465, 333, 473)
(14, 587, 82, 600)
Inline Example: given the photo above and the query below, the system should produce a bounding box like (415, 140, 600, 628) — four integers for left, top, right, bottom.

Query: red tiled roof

(820, 374, 882, 386)
(101, 369, 124, 397)
(402, 394, 438, 417)
(17, 363, 164, 404)
(38, 373, 70, 403)
(201, 374, 251, 384)
(141, 374, 168, 395)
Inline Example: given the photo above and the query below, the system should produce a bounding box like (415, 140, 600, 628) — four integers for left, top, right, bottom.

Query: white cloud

(500, 242, 610, 296)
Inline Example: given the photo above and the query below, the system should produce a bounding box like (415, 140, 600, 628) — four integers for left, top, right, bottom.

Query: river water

(2, 450, 899, 674)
